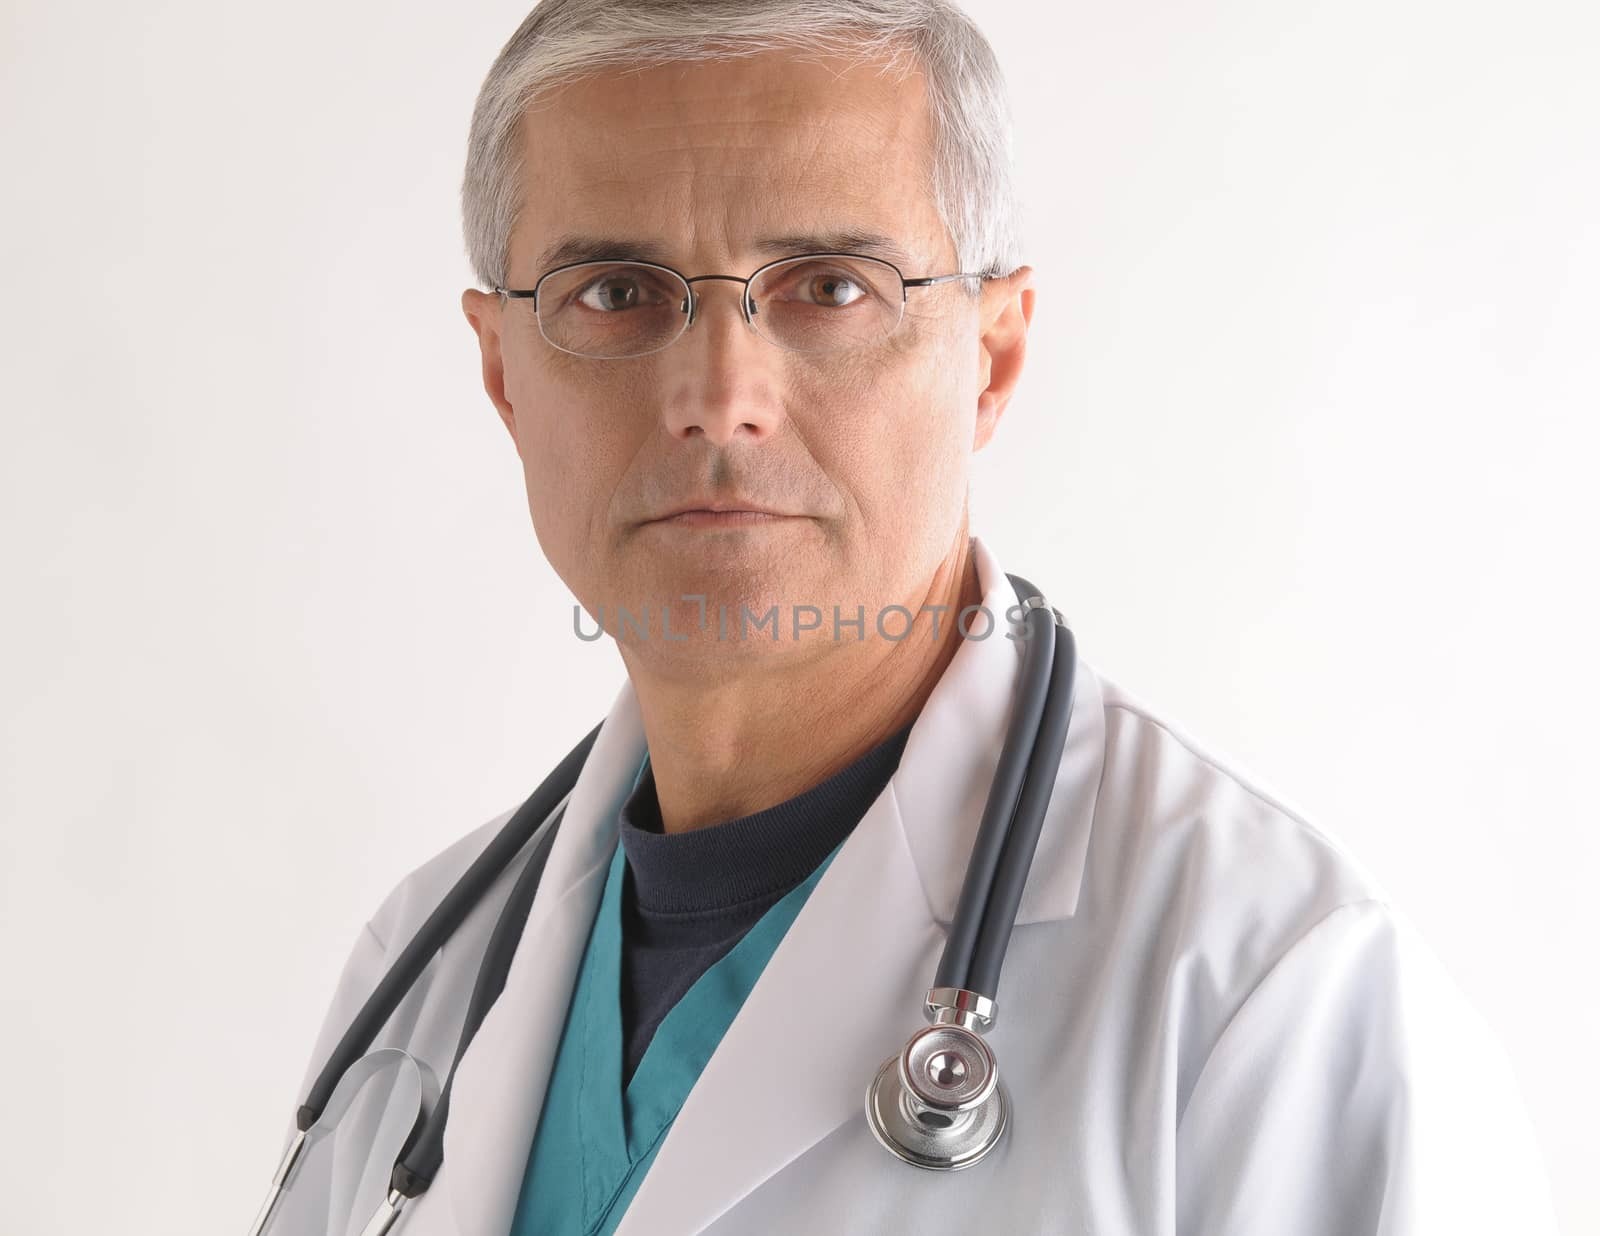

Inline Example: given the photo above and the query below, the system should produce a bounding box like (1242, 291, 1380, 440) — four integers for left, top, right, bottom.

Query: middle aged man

(264, 2, 1559, 1234)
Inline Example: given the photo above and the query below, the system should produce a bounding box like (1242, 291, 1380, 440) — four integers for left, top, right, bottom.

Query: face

(462, 47, 1034, 679)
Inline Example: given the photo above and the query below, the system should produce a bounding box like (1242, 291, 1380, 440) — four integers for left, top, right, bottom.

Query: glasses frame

(493, 251, 997, 360)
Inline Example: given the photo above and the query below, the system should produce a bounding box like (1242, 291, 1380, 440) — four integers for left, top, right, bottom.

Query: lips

(646, 499, 791, 522)
(647, 508, 794, 528)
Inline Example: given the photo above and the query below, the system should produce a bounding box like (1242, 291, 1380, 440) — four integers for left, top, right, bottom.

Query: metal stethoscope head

(865, 987, 1007, 1170)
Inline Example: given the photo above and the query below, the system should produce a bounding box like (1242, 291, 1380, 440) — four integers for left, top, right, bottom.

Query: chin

(633, 539, 832, 608)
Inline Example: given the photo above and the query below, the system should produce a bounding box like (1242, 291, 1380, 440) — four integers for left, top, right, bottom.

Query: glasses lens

(535, 262, 689, 358)
(748, 255, 902, 354)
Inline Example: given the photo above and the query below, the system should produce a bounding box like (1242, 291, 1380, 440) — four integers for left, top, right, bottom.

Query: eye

(796, 269, 868, 309)
(574, 270, 673, 313)
(758, 261, 878, 310)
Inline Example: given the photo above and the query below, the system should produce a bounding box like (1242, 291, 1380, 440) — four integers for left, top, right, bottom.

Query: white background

(2, 0, 1595, 1232)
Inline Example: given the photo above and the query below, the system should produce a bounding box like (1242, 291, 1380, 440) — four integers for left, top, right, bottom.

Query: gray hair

(460, 0, 1025, 294)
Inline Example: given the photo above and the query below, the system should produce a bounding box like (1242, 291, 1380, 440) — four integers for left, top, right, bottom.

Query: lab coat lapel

(614, 535, 1105, 1234)
(435, 679, 647, 1236)
(612, 784, 939, 1236)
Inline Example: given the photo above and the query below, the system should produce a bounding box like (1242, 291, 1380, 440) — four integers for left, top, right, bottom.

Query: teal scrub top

(509, 789, 843, 1236)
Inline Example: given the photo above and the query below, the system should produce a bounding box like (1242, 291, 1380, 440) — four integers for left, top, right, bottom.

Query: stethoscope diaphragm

(864, 1019, 1009, 1170)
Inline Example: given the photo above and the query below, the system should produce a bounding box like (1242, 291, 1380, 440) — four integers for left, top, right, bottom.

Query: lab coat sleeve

(1174, 898, 1559, 1236)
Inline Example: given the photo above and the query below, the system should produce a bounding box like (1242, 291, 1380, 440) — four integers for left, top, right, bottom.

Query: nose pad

(681, 283, 759, 335)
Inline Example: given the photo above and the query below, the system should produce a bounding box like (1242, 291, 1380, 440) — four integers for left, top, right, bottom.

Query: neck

(618, 531, 982, 835)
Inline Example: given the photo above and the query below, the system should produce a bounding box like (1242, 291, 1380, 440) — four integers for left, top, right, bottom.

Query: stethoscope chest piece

(865, 1019, 1009, 1170)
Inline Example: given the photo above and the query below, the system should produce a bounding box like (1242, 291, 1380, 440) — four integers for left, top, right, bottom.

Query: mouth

(643, 509, 800, 529)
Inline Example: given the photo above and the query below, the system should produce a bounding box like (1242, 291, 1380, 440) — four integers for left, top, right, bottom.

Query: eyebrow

(535, 229, 915, 272)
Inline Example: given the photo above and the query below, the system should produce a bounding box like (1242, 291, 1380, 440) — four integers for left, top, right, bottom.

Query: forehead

(510, 47, 948, 277)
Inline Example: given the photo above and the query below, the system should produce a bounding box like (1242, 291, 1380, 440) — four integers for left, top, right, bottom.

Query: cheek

(811, 326, 974, 528)
(508, 357, 647, 545)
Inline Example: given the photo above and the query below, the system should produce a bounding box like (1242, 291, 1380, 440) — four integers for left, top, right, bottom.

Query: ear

(973, 266, 1036, 452)
(461, 288, 518, 447)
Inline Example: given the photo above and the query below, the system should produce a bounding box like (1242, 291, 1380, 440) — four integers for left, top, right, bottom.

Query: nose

(656, 278, 786, 446)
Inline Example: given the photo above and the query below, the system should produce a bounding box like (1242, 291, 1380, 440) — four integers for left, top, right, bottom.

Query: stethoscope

(249, 573, 1075, 1235)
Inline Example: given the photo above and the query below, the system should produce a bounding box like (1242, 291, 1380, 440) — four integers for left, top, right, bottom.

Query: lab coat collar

(438, 534, 1105, 1236)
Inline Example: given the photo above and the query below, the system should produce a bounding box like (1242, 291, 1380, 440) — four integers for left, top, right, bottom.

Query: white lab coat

(266, 535, 1559, 1236)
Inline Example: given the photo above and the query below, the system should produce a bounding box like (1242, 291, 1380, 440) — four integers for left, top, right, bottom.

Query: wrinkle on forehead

(511, 48, 946, 276)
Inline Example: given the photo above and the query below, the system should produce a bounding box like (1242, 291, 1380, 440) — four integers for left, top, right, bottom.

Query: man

(263, 2, 1558, 1233)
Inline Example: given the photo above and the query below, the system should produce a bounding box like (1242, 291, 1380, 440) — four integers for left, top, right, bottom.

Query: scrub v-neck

(509, 831, 843, 1236)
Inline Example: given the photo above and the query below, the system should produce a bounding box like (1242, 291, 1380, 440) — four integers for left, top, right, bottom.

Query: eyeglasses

(494, 252, 996, 360)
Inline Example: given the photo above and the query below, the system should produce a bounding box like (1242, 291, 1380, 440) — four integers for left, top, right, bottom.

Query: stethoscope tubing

(932, 573, 1061, 993)
(967, 609, 1075, 996)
